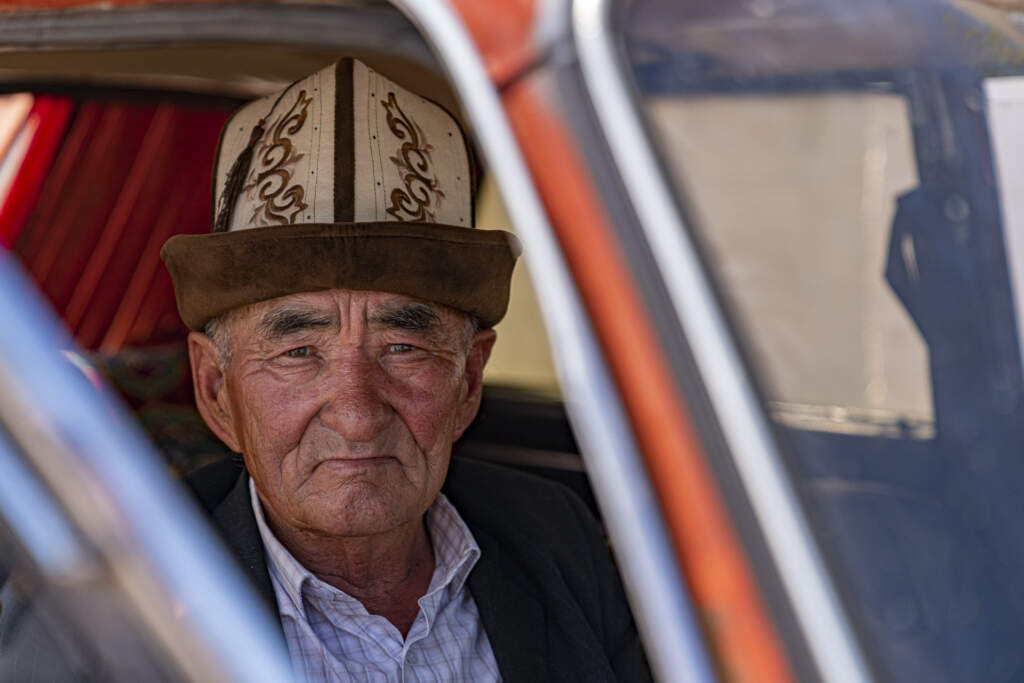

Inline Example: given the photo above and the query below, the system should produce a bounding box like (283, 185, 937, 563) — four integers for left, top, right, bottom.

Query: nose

(317, 354, 392, 444)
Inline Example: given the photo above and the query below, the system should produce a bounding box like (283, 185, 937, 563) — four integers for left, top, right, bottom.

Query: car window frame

(569, 0, 876, 681)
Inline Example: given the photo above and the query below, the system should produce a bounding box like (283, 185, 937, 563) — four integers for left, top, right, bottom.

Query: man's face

(189, 289, 494, 541)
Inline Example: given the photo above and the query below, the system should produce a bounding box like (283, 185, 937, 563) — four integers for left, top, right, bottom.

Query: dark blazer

(189, 456, 652, 683)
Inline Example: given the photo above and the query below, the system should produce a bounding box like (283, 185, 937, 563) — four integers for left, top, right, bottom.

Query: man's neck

(263, 506, 435, 637)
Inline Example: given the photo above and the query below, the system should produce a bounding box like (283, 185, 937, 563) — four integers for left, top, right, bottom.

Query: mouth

(314, 456, 394, 470)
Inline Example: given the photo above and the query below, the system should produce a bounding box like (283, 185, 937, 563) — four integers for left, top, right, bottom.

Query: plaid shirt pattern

(250, 480, 502, 682)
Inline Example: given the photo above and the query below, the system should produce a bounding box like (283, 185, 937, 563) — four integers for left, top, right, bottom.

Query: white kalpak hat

(161, 57, 520, 330)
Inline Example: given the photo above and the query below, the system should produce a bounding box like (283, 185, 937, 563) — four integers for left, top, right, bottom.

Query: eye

(388, 343, 416, 353)
(284, 346, 312, 359)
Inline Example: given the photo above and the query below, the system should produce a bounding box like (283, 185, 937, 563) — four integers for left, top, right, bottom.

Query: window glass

(649, 91, 932, 435)
(618, 1, 1024, 681)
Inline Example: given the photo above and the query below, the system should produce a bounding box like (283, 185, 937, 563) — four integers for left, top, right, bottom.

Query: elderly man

(162, 58, 650, 682)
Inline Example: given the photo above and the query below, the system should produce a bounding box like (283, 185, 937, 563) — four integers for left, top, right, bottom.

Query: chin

(302, 486, 421, 539)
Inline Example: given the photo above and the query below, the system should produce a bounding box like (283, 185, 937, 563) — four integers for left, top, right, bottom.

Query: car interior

(0, 35, 607, 681)
(0, 43, 597, 514)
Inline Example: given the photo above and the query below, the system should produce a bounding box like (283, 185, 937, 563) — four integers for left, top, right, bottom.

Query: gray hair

(203, 313, 234, 368)
(464, 313, 483, 350)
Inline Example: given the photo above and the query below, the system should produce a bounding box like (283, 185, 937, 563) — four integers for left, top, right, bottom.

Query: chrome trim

(385, 2, 714, 681)
(533, 0, 571, 56)
(0, 254, 294, 683)
(0, 4, 430, 66)
(0, 428, 98, 582)
(572, 1, 874, 681)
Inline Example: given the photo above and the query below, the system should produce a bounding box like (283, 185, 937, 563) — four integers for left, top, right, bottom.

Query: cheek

(230, 377, 320, 463)
(387, 364, 465, 452)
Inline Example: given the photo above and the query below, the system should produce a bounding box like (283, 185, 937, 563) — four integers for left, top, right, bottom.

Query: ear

(188, 331, 242, 453)
(454, 328, 497, 439)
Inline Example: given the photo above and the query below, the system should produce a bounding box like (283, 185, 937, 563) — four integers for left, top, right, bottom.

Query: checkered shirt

(249, 480, 502, 682)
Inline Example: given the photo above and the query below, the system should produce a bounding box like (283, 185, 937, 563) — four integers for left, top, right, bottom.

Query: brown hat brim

(160, 222, 521, 331)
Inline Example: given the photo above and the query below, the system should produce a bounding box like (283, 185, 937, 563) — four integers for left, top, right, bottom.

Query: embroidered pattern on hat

(244, 89, 314, 226)
(382, 92, 445, 223)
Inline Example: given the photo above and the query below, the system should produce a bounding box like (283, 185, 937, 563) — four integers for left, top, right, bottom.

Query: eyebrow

(258, 308, 335, 340)
(369, 302, 442, 333)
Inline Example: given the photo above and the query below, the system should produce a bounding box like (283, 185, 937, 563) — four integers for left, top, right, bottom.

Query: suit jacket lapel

(468, 525, 548, 683)
(211, 472, 280, 619)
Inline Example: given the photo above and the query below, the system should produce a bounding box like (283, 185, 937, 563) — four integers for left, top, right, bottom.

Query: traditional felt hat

(161, 58, 520, 331)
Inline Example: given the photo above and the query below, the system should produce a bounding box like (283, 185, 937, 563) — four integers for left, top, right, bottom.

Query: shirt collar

(249, 477, 482, 619)
(249, 478, 314, 621)
(423, 492, 481, 598)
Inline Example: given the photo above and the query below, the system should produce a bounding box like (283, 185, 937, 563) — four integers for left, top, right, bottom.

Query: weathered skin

(189, 288, 495, 634)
